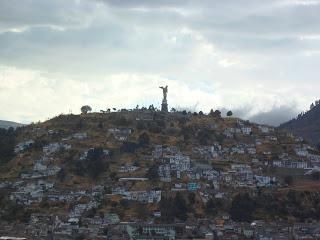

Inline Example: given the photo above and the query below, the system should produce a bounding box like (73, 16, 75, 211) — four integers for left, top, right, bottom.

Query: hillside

(279, 102, 320, 146)
(0, 120, 24, 129)
(1, 110, 320, 239)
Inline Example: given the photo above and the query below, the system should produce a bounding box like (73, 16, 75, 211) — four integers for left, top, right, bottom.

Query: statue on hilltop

(159, 85, 168, 112)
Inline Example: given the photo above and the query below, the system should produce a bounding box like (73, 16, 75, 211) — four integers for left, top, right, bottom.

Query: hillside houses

(108, 128, 132, 141)
(258, 125, 274, 134)
(158, 164, 171, 182)
(192, 145, 220, 160)
(119, 164, 139, 173)
(188, 163, 219, 182)
(10, 181, 54, 205)
(111, 188, 162, 203)
(43, 142, 71, 155)
(254, 175, 275, 187)
(123, 190, 162, 203)
(219, 164, 254, 187)
(241, 127, 252, 135)
(295, 146, 309, 157)
(272, 160, 309, 169)
(72, 132, 88, 140)
(4, 111, 320, 239)
(14, 140, 34, 153)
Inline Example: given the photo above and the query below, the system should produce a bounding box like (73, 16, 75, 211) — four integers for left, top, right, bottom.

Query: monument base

(161, 102, 168, 112)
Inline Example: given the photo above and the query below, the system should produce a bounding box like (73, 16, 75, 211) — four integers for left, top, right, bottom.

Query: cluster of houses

(19, 142, 72, 179)
(111, 188, 162, 203)
(10, 180, 54, 205)
(3, 117, 320, 239)
(154, 145, 277, 190)
(14, 140, 35, 154)
(3, 217, 320, 239)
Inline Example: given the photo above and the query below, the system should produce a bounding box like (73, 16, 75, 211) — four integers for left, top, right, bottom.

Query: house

(241, 127, 252, 135)
(258, 126, 274, 134)
(158, 164, 171, 182)
(123, 190, 161, 203)
(105, 213, 120, 224)
(153, 145, 163, 159)
(187, 182, 199, 191)
(73, 132, 88, 140)
(168, 153, 191, 171)
(255, 175, 273, 187)
(43, 143, 71, 155)
(192, 163, 219, 181)
(14, 140, 34, 153)
(119, 164, 139, 173)
(247, 147, 257, 155)
(295, 148, 308, 157)
(135, 111, 154, 121)
(193, 146, 219, 160)
(108, 128, 132, 141)
(154, 211, 161, 218)
(272, 160, 308, 169)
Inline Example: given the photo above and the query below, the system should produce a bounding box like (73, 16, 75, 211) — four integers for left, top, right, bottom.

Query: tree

(57, 168, 66, 182)
(136, 203, 149, 220)
(230, 193, 256, 222)
(146, 165, 159, 181)
(310, 103, 315, 110)
(199, 111, 204, 116)
(311, 172, 320, 181)
(86, 148, 108, 179)
(98, 121, 104, 129)
(120, 142, 138, 153)
(81, 105, 92, 114)
(138, 132, 150, 147)
(0, 128, 16, 165)
(170, 108, 176, 112)
(316, 142, 320, 151)
(174, 192, 188, 221)
(206, 198, 217, 216)
(214, 110, 221, 118)
(284, 175, 294, 186)
(188, 192, 196, 205)
(227, 111, 233, 117)
(159, 197, 174, 223)
(197, 128, 211, 145)
(148, 104, 155, 111)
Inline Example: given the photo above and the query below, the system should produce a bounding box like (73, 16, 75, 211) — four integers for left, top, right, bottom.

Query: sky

(1, 0, 320, 126)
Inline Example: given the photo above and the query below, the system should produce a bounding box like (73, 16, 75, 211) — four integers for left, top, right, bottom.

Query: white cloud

(0, 0, 319, 125)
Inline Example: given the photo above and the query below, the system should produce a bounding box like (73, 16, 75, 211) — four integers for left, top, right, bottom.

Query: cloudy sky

(1, 0, 320, 126)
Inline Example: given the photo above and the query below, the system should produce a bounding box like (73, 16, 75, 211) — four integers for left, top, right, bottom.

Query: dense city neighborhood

(1, 104, 320, 239)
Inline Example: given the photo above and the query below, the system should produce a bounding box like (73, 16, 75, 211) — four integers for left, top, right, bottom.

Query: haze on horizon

(1, 0, 320, 126)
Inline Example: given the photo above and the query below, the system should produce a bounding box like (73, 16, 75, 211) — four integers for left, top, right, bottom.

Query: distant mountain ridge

(0, 120, 24, 129)
(279, 101, 320, 146)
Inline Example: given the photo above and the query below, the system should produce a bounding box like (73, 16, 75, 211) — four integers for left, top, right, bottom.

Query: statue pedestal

(161, 101, 168, 112)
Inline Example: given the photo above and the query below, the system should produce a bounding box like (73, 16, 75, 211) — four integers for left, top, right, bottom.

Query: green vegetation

(0, 128, 16, 165)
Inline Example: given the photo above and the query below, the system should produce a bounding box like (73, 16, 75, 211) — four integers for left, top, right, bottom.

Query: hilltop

(280, 100, 320, 146)
(1, 109, 320, 239)
(0, 120, 24, 129)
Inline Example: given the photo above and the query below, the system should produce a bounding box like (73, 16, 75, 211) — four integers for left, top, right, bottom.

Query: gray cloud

(0, 0, 319, 123)
(249, 105, 300, 126)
